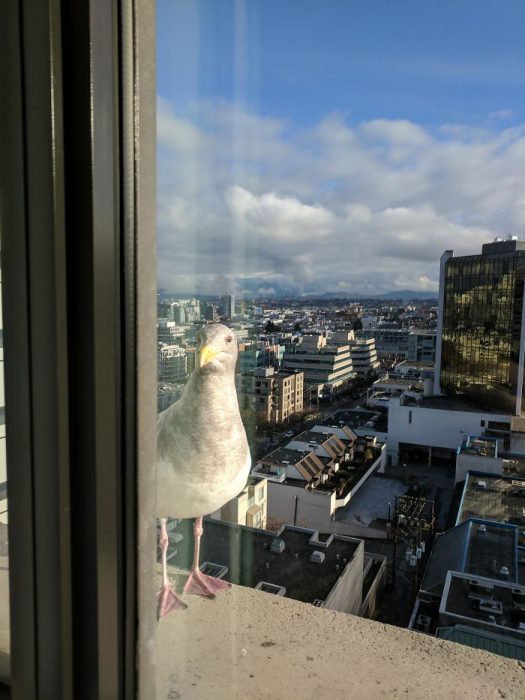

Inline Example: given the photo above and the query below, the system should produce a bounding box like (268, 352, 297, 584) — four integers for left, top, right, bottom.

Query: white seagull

(156, 323, 251, 618)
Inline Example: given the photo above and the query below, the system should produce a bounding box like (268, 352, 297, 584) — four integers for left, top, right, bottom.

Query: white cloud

(157, 99, 525, 295)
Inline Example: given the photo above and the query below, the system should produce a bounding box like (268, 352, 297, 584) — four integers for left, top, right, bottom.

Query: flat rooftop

(289, 430, 347, 447)
(321, 409, 388, 433)
(459, 437, 498, 459)
(421, 519, 520, 597)
(442, 573, 525, 640)
(458, 472, 525, 527)
(169, 519, 360, 605)
(374, 377, 419, 387)
(260, 447, 301, 466)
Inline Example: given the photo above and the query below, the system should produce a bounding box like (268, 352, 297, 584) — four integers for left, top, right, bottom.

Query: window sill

(157, 570, 524, 699)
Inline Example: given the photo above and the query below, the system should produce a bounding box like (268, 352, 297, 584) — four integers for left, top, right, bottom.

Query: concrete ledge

(157, 572, 525, 699)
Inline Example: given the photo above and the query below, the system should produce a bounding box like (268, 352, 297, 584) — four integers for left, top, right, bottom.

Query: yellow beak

(199, 344, 220, 368)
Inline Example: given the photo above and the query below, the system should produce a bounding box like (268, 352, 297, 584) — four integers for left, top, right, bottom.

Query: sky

(157, 0, 525, 296)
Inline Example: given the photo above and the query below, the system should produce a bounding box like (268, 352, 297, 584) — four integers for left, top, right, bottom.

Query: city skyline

(158, 1, 525, 297)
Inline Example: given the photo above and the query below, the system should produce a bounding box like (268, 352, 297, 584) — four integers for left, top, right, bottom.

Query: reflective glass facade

(440, 250, 525, 413)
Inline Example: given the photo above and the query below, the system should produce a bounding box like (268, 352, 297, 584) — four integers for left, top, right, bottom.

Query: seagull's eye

(226, 336, 234, 343)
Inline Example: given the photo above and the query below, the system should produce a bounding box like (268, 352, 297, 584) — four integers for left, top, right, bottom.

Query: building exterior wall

(407, 331, 437, 363)
(387, 399, 510, 465)
(455, 452, 503, 484)
(266, 481, 336, 530)
(323, 539, 365, 615)
(218, 478, 268, 529)
(237, 370, 304, 424)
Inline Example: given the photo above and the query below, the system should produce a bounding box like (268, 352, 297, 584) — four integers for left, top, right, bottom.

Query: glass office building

(440, 240, 525, 414)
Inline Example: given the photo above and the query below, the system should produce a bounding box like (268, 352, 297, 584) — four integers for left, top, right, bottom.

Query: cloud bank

(157, 98, 525, 296)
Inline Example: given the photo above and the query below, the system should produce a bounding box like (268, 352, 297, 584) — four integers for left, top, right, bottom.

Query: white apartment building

(282, 334, 355, 391)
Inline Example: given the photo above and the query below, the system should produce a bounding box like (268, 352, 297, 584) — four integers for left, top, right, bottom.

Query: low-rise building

(455, 436, 503, 484)
(386, 395, 520, 467)
(211, 475, 268, 529)
(409, 516, 525, 659)
(253, 424, 385, 530)
(168, 518, 386, 618)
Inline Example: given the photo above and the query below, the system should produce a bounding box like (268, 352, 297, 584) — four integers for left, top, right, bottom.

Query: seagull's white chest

(157, 448, 251, 519)
(156, 375, 251, 520)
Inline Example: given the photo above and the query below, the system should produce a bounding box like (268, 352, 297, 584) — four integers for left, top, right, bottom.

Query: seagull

(156, 323, 251, 618)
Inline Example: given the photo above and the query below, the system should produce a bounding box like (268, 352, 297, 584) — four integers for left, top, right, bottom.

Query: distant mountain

(316, 289, 438, 300)
(374, 290, 438, 300)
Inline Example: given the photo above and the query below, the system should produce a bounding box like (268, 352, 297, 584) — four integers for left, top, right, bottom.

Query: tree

(265, 320, 279, 334)
(352, 318, 363, 331)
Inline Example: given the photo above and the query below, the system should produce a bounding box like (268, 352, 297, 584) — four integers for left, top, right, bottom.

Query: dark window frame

(0, 0, 156, 696)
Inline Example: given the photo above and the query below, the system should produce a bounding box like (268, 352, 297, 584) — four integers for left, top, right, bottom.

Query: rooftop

(420, 519, 520, 598)
(320, 408, 388, 433)
(442, 572, 525, 640)
(260, 447, 302, 466)
(169, 519, 361, 605)
(458, 436, 498, 459)
(458, 472, 525, 528)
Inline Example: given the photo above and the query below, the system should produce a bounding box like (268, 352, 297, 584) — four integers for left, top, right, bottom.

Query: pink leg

(183, 517, 231, 597)
(157, 518, 187, 619)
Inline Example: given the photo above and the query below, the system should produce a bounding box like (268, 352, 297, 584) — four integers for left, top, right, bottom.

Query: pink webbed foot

(183, 569, 231, 598)
(157, 583, 187, 619)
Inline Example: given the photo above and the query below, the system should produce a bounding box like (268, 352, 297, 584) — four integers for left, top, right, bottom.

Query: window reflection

(441, 252, 524, 413)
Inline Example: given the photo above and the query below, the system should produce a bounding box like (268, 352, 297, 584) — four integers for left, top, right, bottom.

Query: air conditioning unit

(271, 538, 285, 554)
(417, 615, 431, 633)
(310, 550, 325, 564)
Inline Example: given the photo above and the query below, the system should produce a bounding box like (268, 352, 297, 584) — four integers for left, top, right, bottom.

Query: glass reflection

(441, 251, 524, 413)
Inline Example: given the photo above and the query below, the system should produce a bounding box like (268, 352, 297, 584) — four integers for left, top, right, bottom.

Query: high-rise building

(220, 293, 235, 319)
(436, 238, 525, 414)
(202, 302, 219, 321)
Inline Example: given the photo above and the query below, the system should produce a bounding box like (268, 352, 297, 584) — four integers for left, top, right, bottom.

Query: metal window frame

(0, 0, 156, 697)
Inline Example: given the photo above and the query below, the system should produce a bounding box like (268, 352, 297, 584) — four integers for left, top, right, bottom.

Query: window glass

(154, 1, 525, 697)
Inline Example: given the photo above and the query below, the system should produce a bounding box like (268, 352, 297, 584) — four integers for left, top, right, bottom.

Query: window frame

(0, 0, 156, 696)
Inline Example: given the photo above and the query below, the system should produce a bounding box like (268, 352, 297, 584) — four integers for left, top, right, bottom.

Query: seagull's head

(197, 323, 238, 374)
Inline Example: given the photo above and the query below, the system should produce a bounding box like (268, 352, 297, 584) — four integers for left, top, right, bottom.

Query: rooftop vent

(476, 480, 487, 490)
(312, 599, 324, 607)
(200, 562, 228, 579)
(499, 566, 510, 579)
(255, 581, 286, 596)
(271, 538, 285, 554)
(417, 615, 431, 633)
(310, 550, 325, 564)
(478, 524, 487, 535)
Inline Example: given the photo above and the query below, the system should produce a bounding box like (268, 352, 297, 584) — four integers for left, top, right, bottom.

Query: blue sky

(157, 1, 525, 295)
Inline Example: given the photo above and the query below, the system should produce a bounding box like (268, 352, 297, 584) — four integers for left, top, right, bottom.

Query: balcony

(157, 569, 524, 699)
